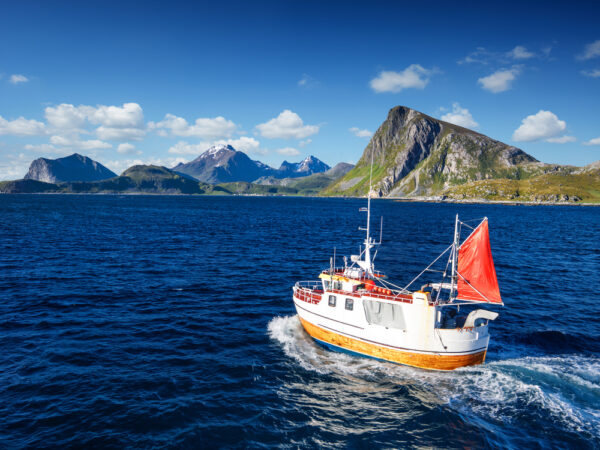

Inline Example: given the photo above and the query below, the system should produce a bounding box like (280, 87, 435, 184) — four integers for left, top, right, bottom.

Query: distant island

(2, 106, 599, 203)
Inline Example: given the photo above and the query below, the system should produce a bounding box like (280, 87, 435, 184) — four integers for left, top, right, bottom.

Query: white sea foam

(268, 315, 600, 438)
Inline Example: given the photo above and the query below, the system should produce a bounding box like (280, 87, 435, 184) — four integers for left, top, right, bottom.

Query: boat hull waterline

(293, 290, 492, 371)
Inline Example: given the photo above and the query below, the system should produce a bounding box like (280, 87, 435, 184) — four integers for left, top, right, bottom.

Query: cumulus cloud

(370, 64, 433, 93)
(214, 136, 263, 154)
(581, 69, 600, 78)
(546, 135, 576, 144)
(151, 114, 236, 140)
(0, 152, 32, 181)
(478, 67, 520, 93)
(167, 136, 264, 156)
(256, 110, 319, 139)
(349, 127, 373, 138)
(47, 134, 112, 151)
(583, 137, 600, 146)
(87, 103, 144, 128)
(43, 102, 147, 141)
(577, 40, 600, 60)
(298, 139, 312, 148)
(45, 104, 88, 130)
(96, 126, 146, 141)
(117, 143, 141, 155)
(167, 141, 209, 155)
(0, 115, 46, 136)
(508, 46, 535, 60)
(9, 74, 29, 84)
(276, 147, 300, 156)
(512, 110, 567, 142)
(440, 103, 479, 129)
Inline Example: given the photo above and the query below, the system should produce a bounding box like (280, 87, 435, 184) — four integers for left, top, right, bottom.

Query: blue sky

(1, 0, 599, 179)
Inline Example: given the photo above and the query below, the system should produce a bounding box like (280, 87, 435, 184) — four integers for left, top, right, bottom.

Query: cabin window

(333, 281, 342, 290)
(328, 295, 336, 307)
(363, 300, 406, 330)
(345, 298, 354, 311)
(323, 280, 331, 290)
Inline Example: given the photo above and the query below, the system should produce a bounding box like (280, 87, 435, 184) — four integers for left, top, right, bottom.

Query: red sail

(457, 219, 503, 304)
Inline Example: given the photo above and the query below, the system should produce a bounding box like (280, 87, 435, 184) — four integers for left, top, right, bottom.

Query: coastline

(1, 191, 599, 206)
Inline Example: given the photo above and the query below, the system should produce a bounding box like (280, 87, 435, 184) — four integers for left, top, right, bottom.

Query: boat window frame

(345, 298, 354, 311)
(328, 295, 336, 307)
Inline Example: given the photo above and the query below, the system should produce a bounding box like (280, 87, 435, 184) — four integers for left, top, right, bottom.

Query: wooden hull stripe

(298, 317, 487, 371)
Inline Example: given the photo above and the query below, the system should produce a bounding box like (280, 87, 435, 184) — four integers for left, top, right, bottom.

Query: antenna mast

(449, 214, 460, 300)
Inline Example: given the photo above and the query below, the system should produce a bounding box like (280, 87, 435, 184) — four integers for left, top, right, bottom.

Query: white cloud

(96, 126, 146, 141)
(0, 152, 32, 180)
(458, 47, 494, 65)
(512, 110, 567, 142)
(276, 147, 300, 156)
(370, 64, 433, 93)
(349, 127, 373, 138)
(440, 103, 479, 129)
(44, 102, 146, 141)
(49, 134, 112, 150)
(478, 67, 520, 93)
(577, 40, 600, 60)
(167, 136, 264, 156)
(152, 113, 236, 139)
(24, 143, 61, 153)
(167, 141, 209, 155)
(546, 135, 576, 144)
(298, 139, 312, 148)
(9, 74, 29, 84)
(583, 137, 600, 146)
(508, 46, 535, 60)
(117, 143, 141, 155)
(215, 136, 263, 154)
(256, 110, 319, 139)
(45, 104, 88, 130)
(298, 74, 317, 88)
(86, 102, 144, 128)
(581, 69, 600, 78)
(0, 115, 46, 136)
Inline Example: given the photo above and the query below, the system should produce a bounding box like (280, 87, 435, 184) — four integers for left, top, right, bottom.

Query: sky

(1, 0, 599, 180)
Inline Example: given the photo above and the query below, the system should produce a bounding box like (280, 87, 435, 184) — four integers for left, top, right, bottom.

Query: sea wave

(268, 315, 600, 442)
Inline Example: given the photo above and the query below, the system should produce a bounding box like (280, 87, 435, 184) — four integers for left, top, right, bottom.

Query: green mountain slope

(324, 106, 538, 197)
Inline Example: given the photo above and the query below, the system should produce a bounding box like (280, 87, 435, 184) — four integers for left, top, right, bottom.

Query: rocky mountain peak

(327, 105, 538, 197)
(24, 153, 116, 183)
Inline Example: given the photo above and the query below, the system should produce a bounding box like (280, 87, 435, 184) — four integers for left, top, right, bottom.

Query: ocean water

(0, 194, 598, 449)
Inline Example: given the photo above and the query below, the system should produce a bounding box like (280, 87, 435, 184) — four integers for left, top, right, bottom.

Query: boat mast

(363, 149, 374, 275)
(449, 214, 459, 300)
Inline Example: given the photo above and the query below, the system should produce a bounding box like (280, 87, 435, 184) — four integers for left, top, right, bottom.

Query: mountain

(24, 153, 117, 183)
(255, 162, 355, 195)
(172, 145, 331, 183)
(325, 106, 538, 197)
(172, 144, 271, 183)
(443, 164, 600, 203)
(1, 165, 212, 194)
(278, 155, 330, 178)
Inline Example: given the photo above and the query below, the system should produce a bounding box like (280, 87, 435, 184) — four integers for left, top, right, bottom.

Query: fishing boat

(292, 187, 503, 371)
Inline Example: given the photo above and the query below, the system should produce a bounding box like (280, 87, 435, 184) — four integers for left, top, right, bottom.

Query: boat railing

(294, 280, 323, 291)
(293, 281, 323, 304)
(320, 268, 387, 279)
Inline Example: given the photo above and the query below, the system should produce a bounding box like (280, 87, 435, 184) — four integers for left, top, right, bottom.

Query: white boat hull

(293, 289, 490, 371)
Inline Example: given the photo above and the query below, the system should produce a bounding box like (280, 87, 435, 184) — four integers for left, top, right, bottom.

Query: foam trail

(268, 315, 600, 438)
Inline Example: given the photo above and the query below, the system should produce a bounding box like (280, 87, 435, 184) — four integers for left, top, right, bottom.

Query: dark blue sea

(1, 195, 598, 449)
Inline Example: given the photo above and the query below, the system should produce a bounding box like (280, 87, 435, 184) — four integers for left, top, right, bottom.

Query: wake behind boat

(292, 188, 503, 371)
